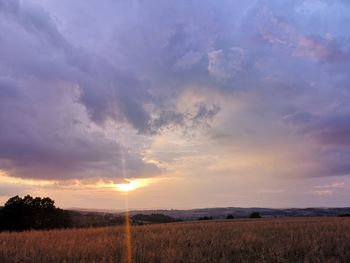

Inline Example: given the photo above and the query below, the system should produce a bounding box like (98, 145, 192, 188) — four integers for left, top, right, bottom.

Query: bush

(226, 214, 234, 219)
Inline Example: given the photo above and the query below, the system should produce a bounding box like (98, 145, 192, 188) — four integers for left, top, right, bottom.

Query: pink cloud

(313, 190, 333, 196)
(295, 36, 348, 63)
(258, 11, 349, 63)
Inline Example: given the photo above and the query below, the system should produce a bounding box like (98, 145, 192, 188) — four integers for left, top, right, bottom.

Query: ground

(0, 217, 349, 262)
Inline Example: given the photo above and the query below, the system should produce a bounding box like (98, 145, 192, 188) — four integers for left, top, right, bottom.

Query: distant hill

(68, 210, 125, 228)
(67, 207, 350, 227)
(122, 207, 350, 220)
(67, 211, 179, 227)
(132, 213, 179, 224)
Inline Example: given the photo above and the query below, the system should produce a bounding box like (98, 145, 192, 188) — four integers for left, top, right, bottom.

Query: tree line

(0, 195, 72, 231)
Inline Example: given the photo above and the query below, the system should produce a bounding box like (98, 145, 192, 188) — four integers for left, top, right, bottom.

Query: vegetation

(226, 214, 234, 219)
(0, 195, 71, 231)
(132, 213, 178, 224)
(339, 213, 350, 217)
(249, 212, 262, 218)
(69, 211, 125, 228)
(1, 217, 349, 262)
(68, 212, 179, 228)
(0, 195, 180, 231)
(198, 216, 213, 220)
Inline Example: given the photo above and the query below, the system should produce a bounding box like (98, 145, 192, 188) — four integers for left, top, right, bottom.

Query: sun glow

(0, 171, 57, 186)
(114, 179, 150, 192)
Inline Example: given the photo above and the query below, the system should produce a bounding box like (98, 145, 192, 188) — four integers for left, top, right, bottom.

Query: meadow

(0, 217, 349, 263)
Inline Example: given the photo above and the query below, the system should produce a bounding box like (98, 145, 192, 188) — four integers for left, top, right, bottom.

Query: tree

(0, 195, 72, 231)
(198, 216, 213, 220)
(132, 214, 177, 224)
(339, 213, 350, 217)
(226, 214, 234, 219)
(249, 212, 262, 218)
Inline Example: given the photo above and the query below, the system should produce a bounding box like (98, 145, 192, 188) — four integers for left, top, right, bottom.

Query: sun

(114, 179, 149, 192)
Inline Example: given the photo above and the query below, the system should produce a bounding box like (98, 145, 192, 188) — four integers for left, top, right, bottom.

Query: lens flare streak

(124, 205, 132, 263)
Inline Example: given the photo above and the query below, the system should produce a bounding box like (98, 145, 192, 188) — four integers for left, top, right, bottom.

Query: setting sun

(114, 179, 150, 192)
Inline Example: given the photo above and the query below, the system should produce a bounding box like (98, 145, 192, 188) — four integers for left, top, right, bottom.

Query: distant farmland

(1, 217, 350, 263)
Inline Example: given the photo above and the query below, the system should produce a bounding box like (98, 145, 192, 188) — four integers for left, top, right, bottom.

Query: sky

(0, 0, 350, 210)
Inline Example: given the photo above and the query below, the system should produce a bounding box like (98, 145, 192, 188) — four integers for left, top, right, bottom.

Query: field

(0, 217, 350, 263)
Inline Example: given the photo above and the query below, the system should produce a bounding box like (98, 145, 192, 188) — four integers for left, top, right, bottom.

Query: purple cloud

(1, 0, 350, 183)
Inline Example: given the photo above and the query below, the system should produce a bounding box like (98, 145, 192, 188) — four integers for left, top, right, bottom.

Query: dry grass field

(0, 217, 350, 263)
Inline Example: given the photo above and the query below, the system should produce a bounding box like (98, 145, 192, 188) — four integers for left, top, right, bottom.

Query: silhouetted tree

(198, 216, 213, 221)
(339, 213, 350, 217)
(226, 214, 234, 219)
(132, 214, 177, 224)
(249, 212, 261, 218)
(0, 195, 72, 231)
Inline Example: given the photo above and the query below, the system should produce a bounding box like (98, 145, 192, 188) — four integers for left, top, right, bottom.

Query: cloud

(282, 111, 350, 176)
(306, 116, 350, 146)
(1, 0, 350, 184)
(0, 0, 154, 134)
(0, 0, 222, 180)
(314, 182, 345, 189)
(312, 181, 345, 196)
(0, 79, 160, 180)
(284, 112, 350, 147)
(295, 35, 348, 63)
(208, 48, 245, 81)
(258, 6, 350, 64)
(0, 0, 162, 179)
(174, 51, 203, 70)
(282, 111, 315, 125)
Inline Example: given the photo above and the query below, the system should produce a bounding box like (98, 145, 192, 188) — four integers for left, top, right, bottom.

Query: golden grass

(0, 217, 350, 263)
